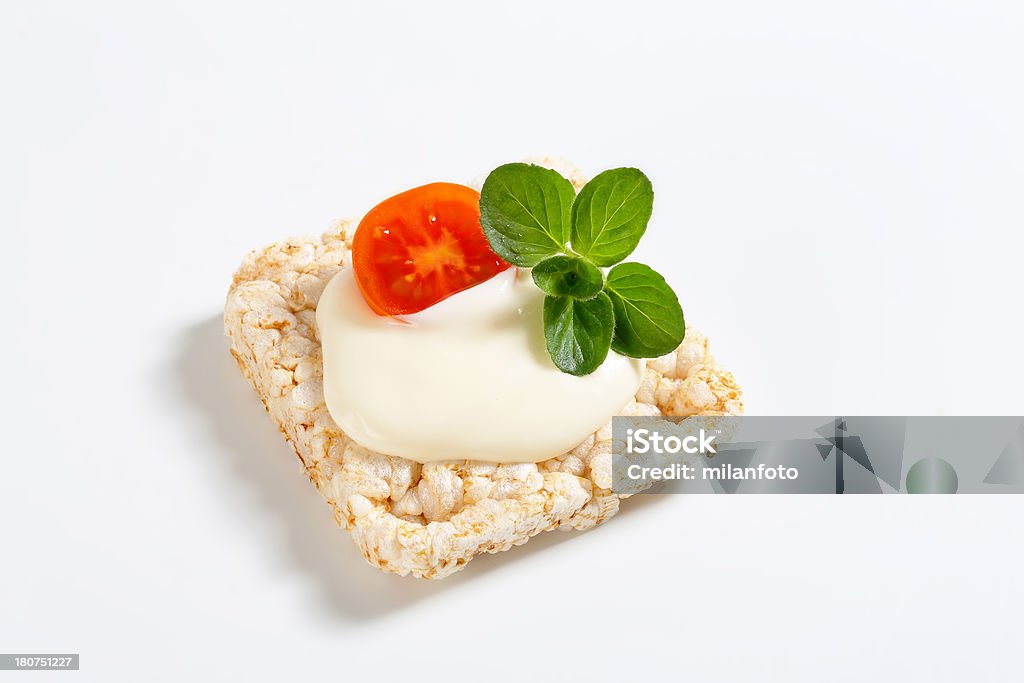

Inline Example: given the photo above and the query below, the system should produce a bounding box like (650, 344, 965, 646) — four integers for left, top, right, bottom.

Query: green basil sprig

(479, 162, 685, 376)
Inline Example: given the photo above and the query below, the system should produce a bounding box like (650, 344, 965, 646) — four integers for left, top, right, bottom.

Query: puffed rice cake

(223, 159, 743, 579)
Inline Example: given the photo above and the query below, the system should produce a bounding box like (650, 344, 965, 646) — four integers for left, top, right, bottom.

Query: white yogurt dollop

(316, 268, 643, 463)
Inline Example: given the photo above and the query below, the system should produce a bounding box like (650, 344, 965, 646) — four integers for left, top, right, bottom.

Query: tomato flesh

(352, 182, 511, 316)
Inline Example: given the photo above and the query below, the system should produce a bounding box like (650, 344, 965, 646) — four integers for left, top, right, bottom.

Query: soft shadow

(171, 315, 590, 622)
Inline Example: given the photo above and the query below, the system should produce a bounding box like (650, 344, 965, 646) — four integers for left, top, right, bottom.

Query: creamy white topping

(316, 268, 643, 463)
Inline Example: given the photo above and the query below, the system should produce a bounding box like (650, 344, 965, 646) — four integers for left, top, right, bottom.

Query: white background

(2, 1, 1023, 681)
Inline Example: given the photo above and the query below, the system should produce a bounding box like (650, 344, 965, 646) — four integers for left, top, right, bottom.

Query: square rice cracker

(223, 161, 743, 579)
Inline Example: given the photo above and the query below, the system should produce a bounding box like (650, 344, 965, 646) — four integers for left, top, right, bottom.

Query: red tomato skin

(352, 182, 511, 316)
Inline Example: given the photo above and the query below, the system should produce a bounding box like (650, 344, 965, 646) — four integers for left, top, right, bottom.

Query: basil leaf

(479, 163, 576, 267)
(571, 168, 654, 266)
(605, 263, 685, 358)
(531, 254, 604, 300)
(543, 292, 614, 376)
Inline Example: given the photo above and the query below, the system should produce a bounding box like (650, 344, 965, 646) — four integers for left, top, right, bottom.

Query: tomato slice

(351, 182, 511, 316)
